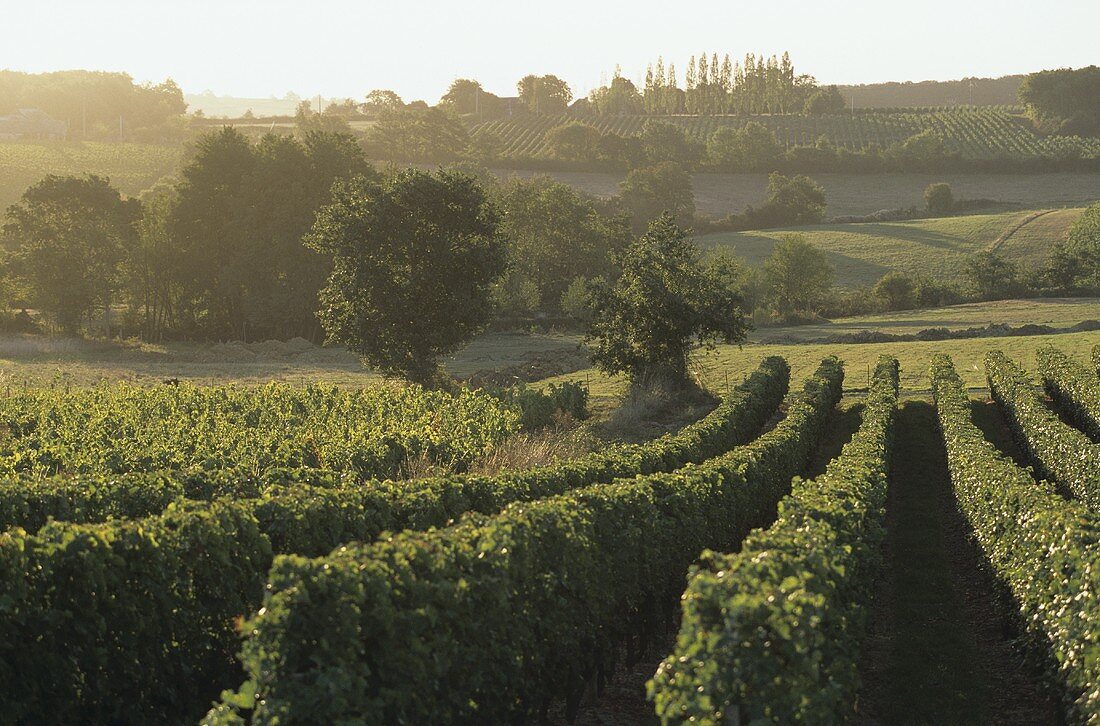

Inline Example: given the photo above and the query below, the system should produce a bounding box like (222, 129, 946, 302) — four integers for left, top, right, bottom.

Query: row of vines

(473, 108, 1100, 160)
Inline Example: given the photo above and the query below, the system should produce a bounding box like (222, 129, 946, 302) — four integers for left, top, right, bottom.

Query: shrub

(924, 182, 954, 215)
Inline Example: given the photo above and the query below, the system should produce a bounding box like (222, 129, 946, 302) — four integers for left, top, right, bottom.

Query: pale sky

(3, 0, 1097, 102)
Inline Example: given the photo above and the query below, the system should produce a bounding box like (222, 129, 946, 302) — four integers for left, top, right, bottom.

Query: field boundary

(984, 208, 1056, 253)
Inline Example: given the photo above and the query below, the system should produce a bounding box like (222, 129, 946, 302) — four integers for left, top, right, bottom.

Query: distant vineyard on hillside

(0, 141, 182, 209)
(473, 107, 1100, 161)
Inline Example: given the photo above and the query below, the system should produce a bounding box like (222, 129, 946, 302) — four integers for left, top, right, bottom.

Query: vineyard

(2, 345, 1100, 723)
(473, 107, 1100, 161)
(0, 141, 182, 210)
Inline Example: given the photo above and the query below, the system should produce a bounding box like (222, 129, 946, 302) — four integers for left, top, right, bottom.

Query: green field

(475, 107, 1100, 161)
(497, 167, 1100, 219)
(0, 141, 183, 209)
(697, 208, 1083, 287)
(754, 297, 1100, 342)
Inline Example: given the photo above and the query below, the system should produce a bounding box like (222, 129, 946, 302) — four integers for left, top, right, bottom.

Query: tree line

(0, 70, 186, 141)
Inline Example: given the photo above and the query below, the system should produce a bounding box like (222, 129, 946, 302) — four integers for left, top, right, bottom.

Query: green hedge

(0, 357, 793, 723)
(986, 350, 1100, 509)
(933, 355, 1100, 724)
(204, 358, 843, 725)
(0, 358, 788, 540)
(1040, 346, 1100, 440)
(648, 356, 899, 724)
(0, 501, 270, 724)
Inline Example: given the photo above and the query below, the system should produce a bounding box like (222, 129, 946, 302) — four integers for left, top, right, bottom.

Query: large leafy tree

(764, 233, 833, 317)
(497, 176, 629, 312)
(440, 79, 503, 118)
(618, 162, 695, 234)
(1019, 66, 1100, 136)
(168, 127, 374, 339)
(2, 174, 139, 333)
(307, 169, 507, 384)
(586, 215, 748, 387)
(517, 75, 572, 114)
(363, 107, 470, 162)
(762, 172, 826, 225)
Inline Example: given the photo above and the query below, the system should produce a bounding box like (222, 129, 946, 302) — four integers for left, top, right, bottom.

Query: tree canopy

(307, 169, 507, 384)
(586, 214, 748, 387)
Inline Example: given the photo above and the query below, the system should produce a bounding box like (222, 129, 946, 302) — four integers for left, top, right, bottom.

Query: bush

(924, 182, 954, 215)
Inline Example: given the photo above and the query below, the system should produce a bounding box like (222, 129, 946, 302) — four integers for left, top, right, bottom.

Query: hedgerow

(933, 355, 1100, 724)
(204, 358, 843, 724)
(0, 357, 788, 541)
(0, 357, 794, 722)
(0, 381, 518, 479)
(648, 356, 898, 724)
(0, 501, 270, 724)
(1039, 346, 1100, 440)
(986, 350, 1100, 509)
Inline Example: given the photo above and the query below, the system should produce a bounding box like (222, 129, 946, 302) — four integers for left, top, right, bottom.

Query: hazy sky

(4, 0, 1097, 102)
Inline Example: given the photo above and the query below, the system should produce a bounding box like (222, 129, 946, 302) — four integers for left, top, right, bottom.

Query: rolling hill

(696, 208, 1085, 288)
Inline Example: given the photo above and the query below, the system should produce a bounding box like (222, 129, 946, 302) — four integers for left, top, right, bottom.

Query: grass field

(754, 297, 1100, 342)
(0, 331, 582, 387)
(541, 329, 1100, 410)
(497, 168, 1100, 219)
(697, 208, 1083, 288)
(4, 299, 1095, 418)
(0, 141, 183, 209)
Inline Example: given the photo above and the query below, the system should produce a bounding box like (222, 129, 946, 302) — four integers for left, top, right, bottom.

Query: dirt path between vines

(856, 400, 1059, 725)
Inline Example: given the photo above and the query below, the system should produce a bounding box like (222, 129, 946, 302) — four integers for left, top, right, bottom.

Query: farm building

(0, 109, 67, 140)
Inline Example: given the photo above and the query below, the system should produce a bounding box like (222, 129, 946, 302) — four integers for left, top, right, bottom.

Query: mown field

(497, 167, 1100, 218)
(475, 107, 1100, 161)
(3, 334, 1100, 723)
(698, 207, 1083, 288)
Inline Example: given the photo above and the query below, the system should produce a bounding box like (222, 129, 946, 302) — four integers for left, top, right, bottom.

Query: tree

(640, 121, 704, 166)
(706, 122, 781, 170)
(497, 176, 629, 312)
(586, 215, 748, 387)
(363, 89, 404, 113)
(295, 102, 353, 134)
(964, 251, 1022, 301)
(1019, 66, 1100, 136)
(306, 169, 507, 384)
(363, 107, 470, 162)
(1065, 201, 1100, 284)
(764, 234, 833, 318)
(545, 122, 602, 162)
(924, 182, 954, 216)
(763, 172, 826, 225)
(618, 162, 695, 234)
(872, 271, 917, 311)
(517, 75, 572, 114)
(588, 76, 644, 115)
(440, 79, 502, 118)
(2, 175, 139, 334)
(803, 85, 846, 115)
(167, 127, 374, 340)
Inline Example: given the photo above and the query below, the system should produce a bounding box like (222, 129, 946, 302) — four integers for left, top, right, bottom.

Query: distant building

(0, 109, 68, 140)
